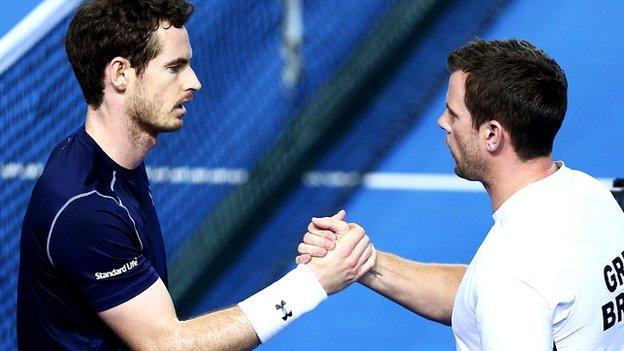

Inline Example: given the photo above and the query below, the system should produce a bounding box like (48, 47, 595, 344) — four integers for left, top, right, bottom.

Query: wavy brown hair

(65, 0, 194, 108)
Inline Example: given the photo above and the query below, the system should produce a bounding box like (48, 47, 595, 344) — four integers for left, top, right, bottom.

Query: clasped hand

(296, 210, 376, 295)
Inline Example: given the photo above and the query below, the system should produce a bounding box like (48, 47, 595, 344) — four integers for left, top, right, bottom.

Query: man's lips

(174, 95, 193, 113)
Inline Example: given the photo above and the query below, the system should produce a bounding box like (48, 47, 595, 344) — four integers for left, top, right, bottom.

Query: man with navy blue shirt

(17, 1, 375, 349)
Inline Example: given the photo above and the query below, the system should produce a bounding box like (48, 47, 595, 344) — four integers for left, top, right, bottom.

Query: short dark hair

(65, 0, 194, 108)
(447, 39, 567, 160)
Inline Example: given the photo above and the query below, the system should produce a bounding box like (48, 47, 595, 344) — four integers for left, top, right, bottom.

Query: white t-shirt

(452, 162, 624, 350)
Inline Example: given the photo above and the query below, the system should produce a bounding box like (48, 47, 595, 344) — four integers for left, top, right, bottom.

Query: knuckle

(303, 232, 314, 244)
(325, 239, 335, 250)
(362, 236, 370, 246)
(316, 236, 325, 246)
(298, 243, 307, 253)
(319, 239, 328, 248)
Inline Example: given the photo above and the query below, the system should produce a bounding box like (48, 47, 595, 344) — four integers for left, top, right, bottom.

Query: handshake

(295, 210, 377, 295)
(238, 209, 378, 343)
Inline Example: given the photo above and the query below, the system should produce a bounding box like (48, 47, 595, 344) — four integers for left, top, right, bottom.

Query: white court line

(0, 162, 249, 185)
(1, 162, 616, 192)
(303, 171, 484, 191)
(147, 166, 248, 185)
(0, 0, 82, 75)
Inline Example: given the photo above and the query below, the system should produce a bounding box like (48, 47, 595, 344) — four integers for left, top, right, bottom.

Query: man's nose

(185, 68, 202, 91)
(437, 113, 450, 132)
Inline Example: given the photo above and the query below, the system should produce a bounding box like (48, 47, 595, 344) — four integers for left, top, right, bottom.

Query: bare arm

(358, 250, 466, 325)
(297, 214, 466, 325)
(99, 220, 374, 350)
(99, 278, 259, 351)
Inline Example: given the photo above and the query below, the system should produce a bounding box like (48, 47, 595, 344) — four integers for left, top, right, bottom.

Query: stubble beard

(124, 82, 182, 146)
(453, 135, 488, 183)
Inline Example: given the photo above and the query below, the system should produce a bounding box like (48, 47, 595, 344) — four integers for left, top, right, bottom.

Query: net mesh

(0, 0, 509, 347)
(0, 0, 398, 346)
(173, 0, 510, 316)
(0, 12, 82, 346)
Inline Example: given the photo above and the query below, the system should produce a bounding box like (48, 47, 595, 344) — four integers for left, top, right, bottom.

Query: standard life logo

(95, 257, 139, 280)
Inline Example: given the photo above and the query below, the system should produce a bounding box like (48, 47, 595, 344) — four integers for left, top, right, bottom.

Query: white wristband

(237, 264, 327, 343)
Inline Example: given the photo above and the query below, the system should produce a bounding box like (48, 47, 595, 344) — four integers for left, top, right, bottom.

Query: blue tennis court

(263, 1, 624, 349)
(1, 0, 622, 350)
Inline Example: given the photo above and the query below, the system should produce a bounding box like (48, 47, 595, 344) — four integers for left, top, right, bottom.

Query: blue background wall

(0, 1, 43, 37)
(1, 1, 622, 350)
(265, 1, 624, 350)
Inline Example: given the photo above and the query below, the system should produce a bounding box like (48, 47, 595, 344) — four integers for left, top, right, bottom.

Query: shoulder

(52, 190, 128, 229)
(499, 164, 618, 234)
(543, 165, 616, 212)
(29, 128, 118, 225)
(46, 190, 141, 267)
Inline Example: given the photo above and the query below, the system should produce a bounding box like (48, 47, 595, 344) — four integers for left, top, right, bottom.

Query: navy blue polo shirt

(17, 126, 168, 350)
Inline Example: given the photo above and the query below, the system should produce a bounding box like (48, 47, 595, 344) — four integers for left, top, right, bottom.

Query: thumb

(331, 209, 346, 221)
(338, 223, 365, 250)
(311, 217, 350, 235)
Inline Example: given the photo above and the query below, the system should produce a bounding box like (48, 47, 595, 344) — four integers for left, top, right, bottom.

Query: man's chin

(454, 166, 465, 179)
(161, 122, 183, 133)
(153, 119, 184, 134)
(138, 123, 182, 139)
(454, 166, 481, 182)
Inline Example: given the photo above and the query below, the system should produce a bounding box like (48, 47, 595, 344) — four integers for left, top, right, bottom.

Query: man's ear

(483, 120, 504, 153)
(106, 57, 131, 91)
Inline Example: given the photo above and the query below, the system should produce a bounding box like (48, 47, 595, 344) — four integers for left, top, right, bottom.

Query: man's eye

(167, 66, 181, 73)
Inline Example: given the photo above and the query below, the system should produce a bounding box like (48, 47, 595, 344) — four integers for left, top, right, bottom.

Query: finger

(349, 231, 370, 261)
(307, 222, 337, 241)
(311, 217, 350, 234)
(295, 254, 312, 265)
(355, 242, 373, 269)
(298, 242, 328, 257)
(357, 244, 377, 279)
(303, 232, 336, 250)
(337, 223, 366, 254)
(331, 209, 346, 220)
(307, 209, 345, 238)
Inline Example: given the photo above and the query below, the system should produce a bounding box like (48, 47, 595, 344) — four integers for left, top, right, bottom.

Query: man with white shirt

(299, 39, 624, 350)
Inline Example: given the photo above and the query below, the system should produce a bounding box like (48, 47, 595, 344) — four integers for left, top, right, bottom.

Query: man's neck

(84, 104, 156, 170)
(484, 155, 558, 213)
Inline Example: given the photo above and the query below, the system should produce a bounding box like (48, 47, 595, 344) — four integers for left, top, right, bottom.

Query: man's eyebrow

(164, 57, 189, 67)
(445, 103, 458, 116)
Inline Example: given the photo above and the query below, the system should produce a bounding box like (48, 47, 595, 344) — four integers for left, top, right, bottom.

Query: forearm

(170, 306, 259, 351)
(170, 264, 326, 350)
(359, 250, 466, 325)
(132, 271, 325, 351)
(106, 220, 369, 350)
(102, 281, 260, 351)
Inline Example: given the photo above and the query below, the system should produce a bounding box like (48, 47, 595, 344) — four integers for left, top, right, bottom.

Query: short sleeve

(473, 224, 559, 351)
(48, 193, 159, 312)
(475, 269, 554, 350)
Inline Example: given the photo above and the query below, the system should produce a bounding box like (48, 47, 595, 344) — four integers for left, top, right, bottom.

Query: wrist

(358, 247, 381, 286)
(237, 264, 327, 343)
(358, 269, 378, 286)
